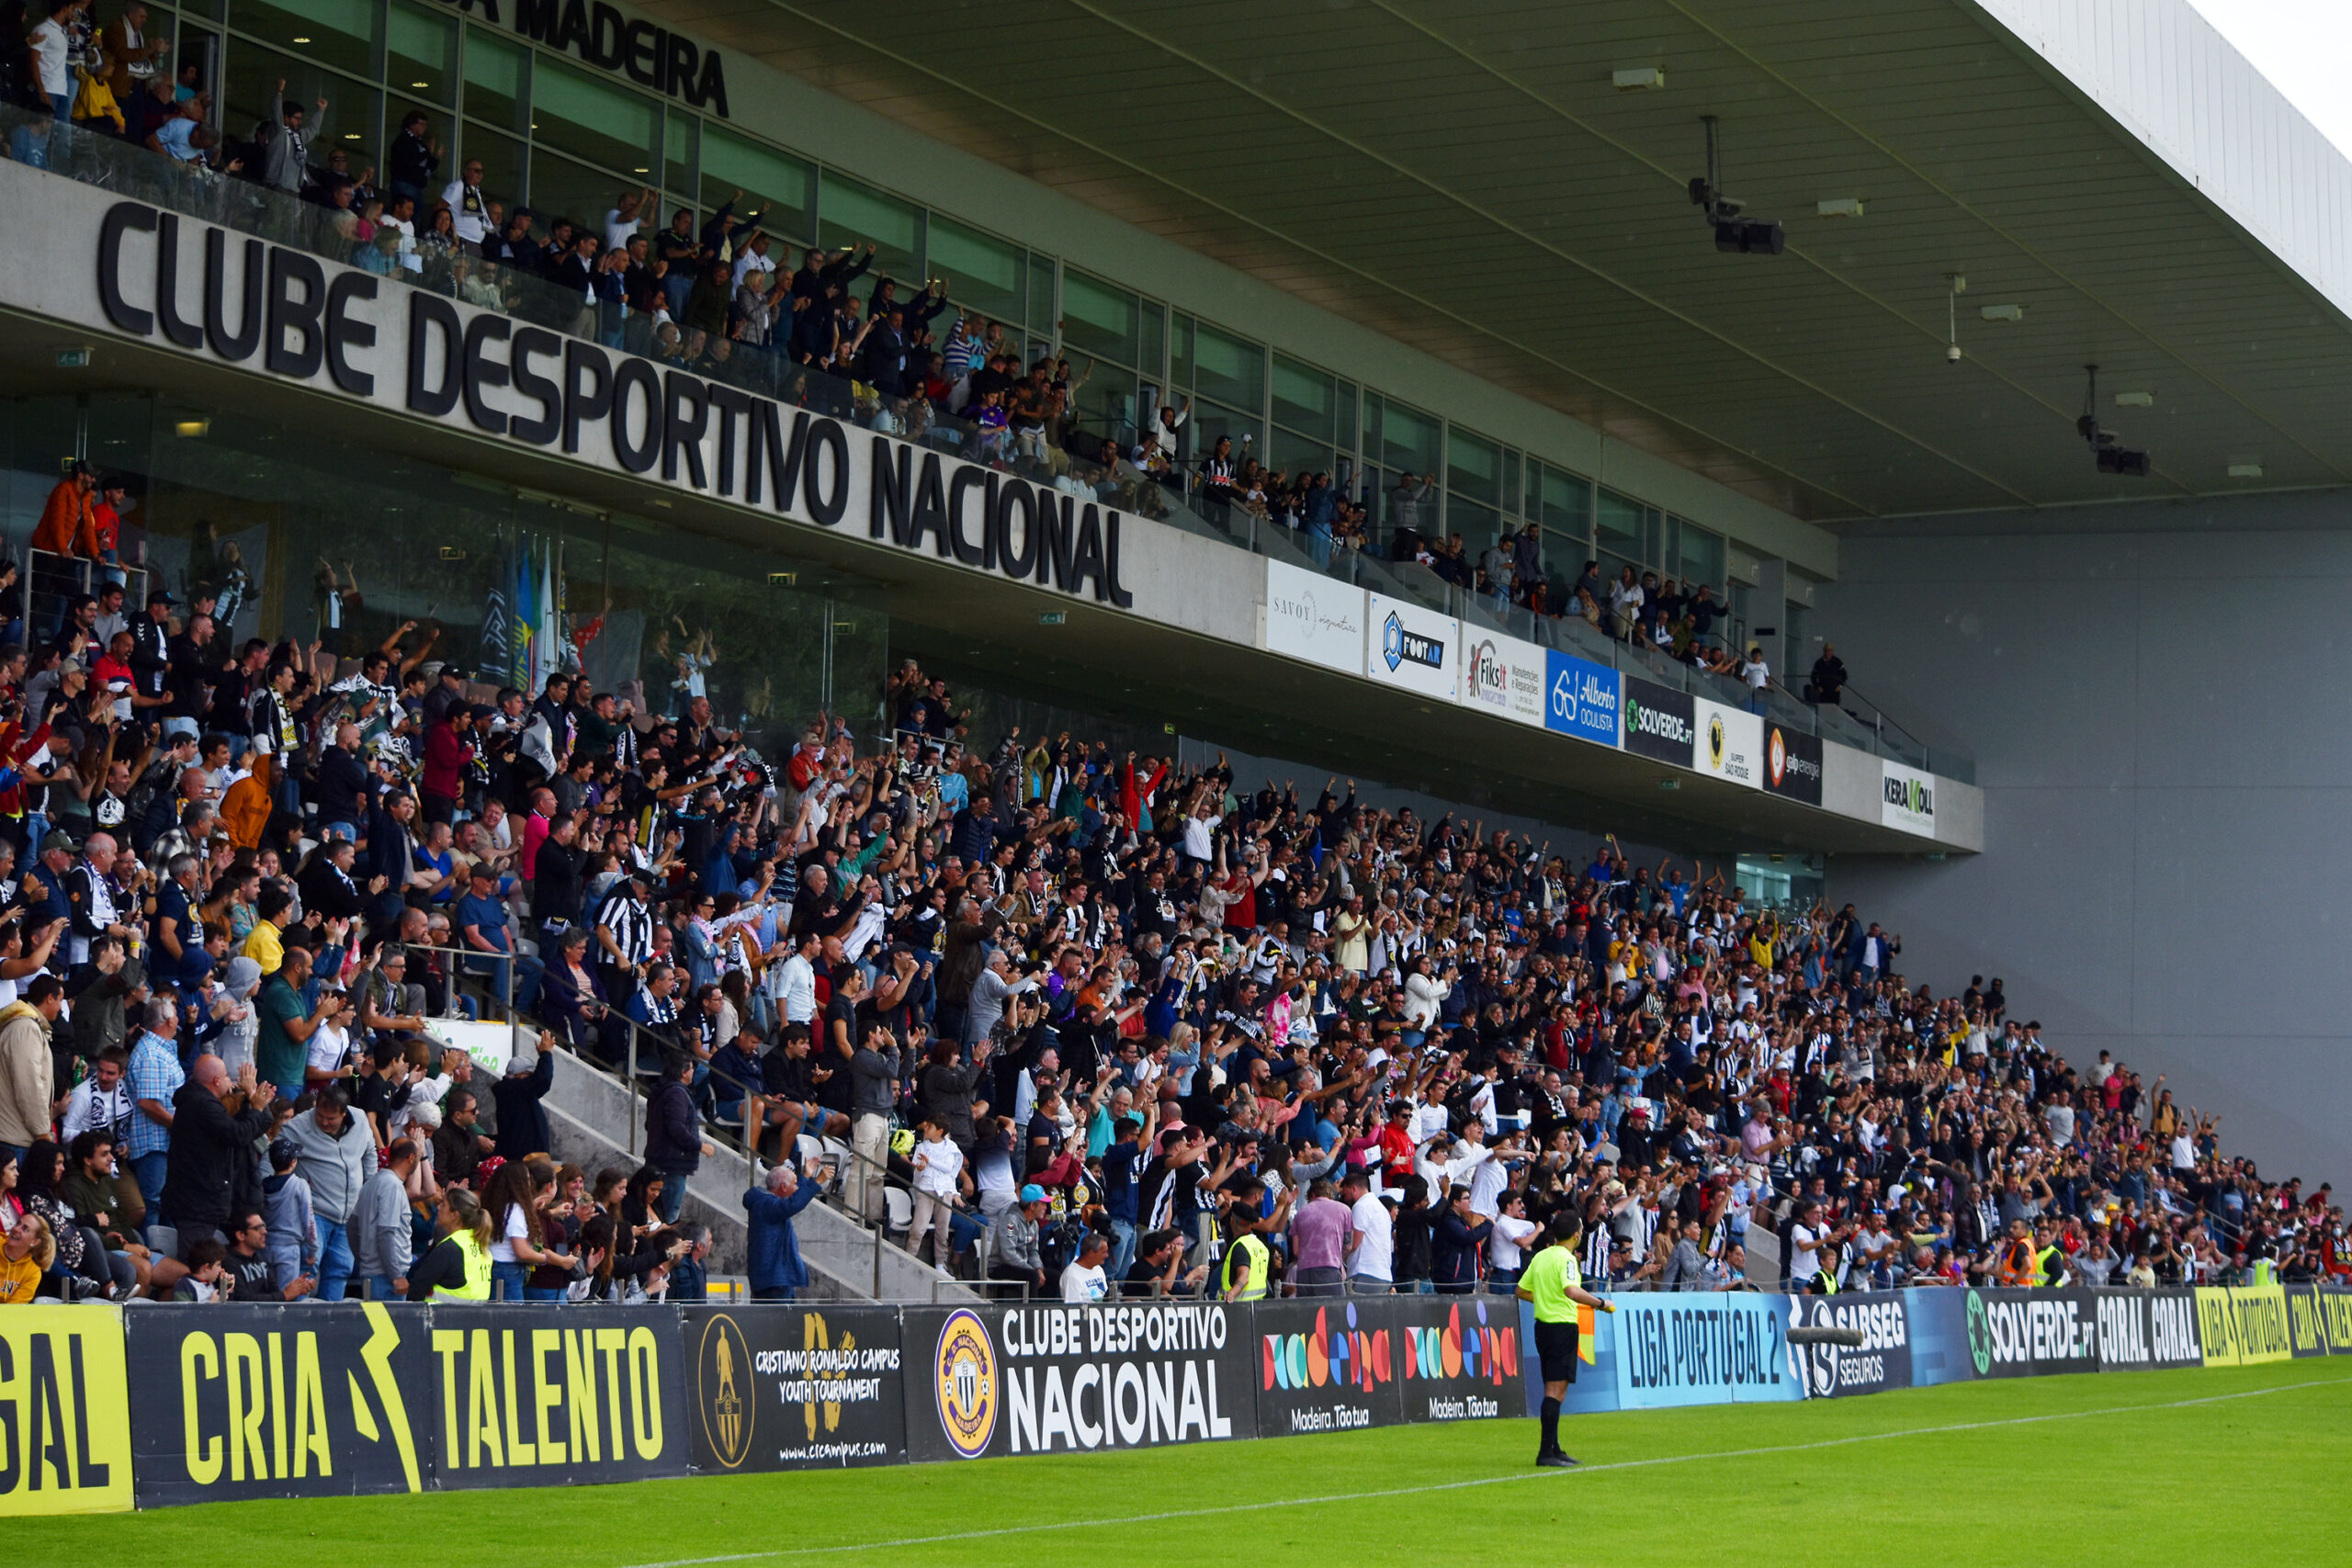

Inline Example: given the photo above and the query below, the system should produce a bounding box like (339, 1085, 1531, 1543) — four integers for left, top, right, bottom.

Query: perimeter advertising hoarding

(902, 1303, 1252, 1462)
(1518, 1300, 1622, 1416)
(1261, 558, 1366, 676)
(1544, 650, 1621, 747)
(1396, 1295, 1525, 1423)
(1901, 1287, 1974, 1386)
(1250, 1298, 1403, 1438)
(126, 1301, 428, 1506)
(682, 1305, 905, 1472)
(1789, 1292, 1913, 1398)
(2090, 1288, 2204, 1371)
(2195, 1285, 2295, 1367)
(1964, 1288, 2101, 1379)
(1464, 632, 1547, 728)
(1882, 759, 1937, 836)
(1692, 698, 1764, 790)
(1364, 593, 1462, 704)
(1611, 1292, 1800, 1408)
(2290, 1283, 2352, 1356)
(0, 1305, 132, 1517)
(1761, 721, 1825, 805)
(423, 1305, 689, 1490)
(1619, 677, 1698, 767)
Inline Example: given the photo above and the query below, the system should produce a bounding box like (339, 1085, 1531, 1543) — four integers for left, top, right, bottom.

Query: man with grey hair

(744, 1157, 818, 1301)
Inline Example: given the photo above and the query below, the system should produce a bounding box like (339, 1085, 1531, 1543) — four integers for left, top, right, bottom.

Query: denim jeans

(364, 1274, 402, 1302)
(491, 1260, 532, 1301)
(315, 1219, 354, 1303)
(654, 1161, 695, 1224)
(1108, 1217, 1137, 1281)
(130, 1151, 169, 1241)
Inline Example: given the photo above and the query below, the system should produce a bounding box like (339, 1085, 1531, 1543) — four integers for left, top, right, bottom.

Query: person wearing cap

(1519, 1210, 1617, 1468)
(259, 1133, 319, 1293)
(128, 584, 175, 718)
(989, 1182, 1050, 1292)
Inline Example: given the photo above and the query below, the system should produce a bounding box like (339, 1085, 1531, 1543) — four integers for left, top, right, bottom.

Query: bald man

(163, 1054, 277, 1257)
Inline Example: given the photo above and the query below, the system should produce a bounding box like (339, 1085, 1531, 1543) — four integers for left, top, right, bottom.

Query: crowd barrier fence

(1, 1282, 2344, 1513)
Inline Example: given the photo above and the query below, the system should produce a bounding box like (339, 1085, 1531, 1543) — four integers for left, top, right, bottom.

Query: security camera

(1945, 344, 1962, 365)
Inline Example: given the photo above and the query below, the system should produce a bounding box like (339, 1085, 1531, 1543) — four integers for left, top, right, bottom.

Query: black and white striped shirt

(594, 886, 656, 967)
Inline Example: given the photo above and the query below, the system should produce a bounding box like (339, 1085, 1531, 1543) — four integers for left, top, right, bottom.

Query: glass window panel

(531, 57, 658, 178)
(223, 48, 379, 174)
(1272, 355, 1335, 445)
(387, 1, 455, 107)
(1191, 321, 1263, 413)
(1026, 255, 1056, 334)
(1170, 314, 1194, 394)
(1541, 466, 1591, 537)
(1363, 394, 1382, 456)
(926, 216, 1023, 326)
(1192, 401, 1262, 459)
(1335, 380, 1357, 455)
(1267, 428, 1331, 487)
(699, 124, 814, 247)
(529, 145, 624, 233)
(1678, 523, 1724, 592)
(1070, 368, 1140, 446)
(1139, 301, 1165, 384)
(663, 109, 696, 203)
(1596, 487, 1644, 561)
(232, 0, 376, 80)
(1380, 400, 1441, 479)
(1500, 450, 1521, 517)
(1449, 499, 1500, 562)
(462, 125, 526, 220)
(1059, 268, 1139, 368)
(1448, 425, 1499, 508)
(818, 171, 922, 290)
(463, 26, 527, 134)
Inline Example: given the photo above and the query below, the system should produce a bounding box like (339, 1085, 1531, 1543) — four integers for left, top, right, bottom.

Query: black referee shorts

(1534, 1319, 1580, 1383)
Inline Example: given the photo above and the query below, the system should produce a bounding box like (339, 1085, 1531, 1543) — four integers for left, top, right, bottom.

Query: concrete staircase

(500, 1040, 976, 1304)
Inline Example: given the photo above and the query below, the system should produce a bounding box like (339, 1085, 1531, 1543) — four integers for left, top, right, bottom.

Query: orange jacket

(220, 754, 273, 850)
(30, 479, 98, 558)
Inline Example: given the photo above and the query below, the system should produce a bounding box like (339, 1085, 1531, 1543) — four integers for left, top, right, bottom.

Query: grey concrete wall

(1814, 499, 2352, 1184)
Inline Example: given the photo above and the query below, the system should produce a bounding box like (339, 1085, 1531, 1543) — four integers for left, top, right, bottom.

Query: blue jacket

(744, 1179, 819, 1292)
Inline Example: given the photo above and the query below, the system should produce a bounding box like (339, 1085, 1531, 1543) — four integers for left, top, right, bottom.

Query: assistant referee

(1515, 1212, 1616, 1467)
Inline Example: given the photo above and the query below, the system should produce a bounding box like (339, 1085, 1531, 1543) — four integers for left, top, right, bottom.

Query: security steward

(409, 1188, 493, 1301)
(1516, 1211, 1616, 1467)
(1219, 1178, 1274, 1303)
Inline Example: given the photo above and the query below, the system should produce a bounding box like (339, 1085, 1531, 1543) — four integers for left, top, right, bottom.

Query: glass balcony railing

(1, 107, 1971, 784)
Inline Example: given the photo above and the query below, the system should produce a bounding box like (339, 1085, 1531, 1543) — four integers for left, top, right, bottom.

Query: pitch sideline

(617, 1369, 2352, 1566)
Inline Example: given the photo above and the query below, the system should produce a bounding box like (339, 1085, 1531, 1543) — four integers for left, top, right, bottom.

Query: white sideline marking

(618, 1373, 2347, 1566)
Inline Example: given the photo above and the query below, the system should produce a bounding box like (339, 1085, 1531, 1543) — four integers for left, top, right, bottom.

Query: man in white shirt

(603, 186, 656, 254)
(1059, 1232, 1111, 1303)
(768, 931, 819, 1025)
(1488, 1191, 1542, 1285)
(1341, 1170, 1393, 1288)
(441, 158, 492, 247)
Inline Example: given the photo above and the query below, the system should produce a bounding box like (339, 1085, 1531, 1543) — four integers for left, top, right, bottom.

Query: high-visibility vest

(2035, 1245, 2063, 1287)
(431, 1229, 493, 1301)
(1222, 1232, 1271, 1302)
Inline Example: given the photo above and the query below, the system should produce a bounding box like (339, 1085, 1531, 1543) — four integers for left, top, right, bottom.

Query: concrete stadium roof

(660, 0, 2352, 523)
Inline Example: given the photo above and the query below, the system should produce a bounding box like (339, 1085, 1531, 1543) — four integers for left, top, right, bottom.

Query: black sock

(1540, 1395, 1561, 1453)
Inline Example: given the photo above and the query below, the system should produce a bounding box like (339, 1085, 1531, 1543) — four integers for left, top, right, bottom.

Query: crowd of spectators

(0, 473, 2336, 1313)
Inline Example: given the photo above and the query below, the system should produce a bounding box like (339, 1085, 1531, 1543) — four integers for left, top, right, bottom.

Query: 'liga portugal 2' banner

(2195, 1286, 2294, 1367)
(1396, 1296, 1525, 1422)
(682, 1305, 905, 1472)
(0, 1304, 132, 1517)
(1611, 1292, 1799, 1407)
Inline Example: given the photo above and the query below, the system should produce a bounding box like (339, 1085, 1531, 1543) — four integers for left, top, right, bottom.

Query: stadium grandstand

(0, 0, 2345, 1540)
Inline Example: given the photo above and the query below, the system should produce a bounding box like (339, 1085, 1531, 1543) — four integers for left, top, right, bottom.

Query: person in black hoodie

(385, 110, 440, 205)
(491, 1030, 557, 1160)
(1392, 1174, 1435, 1292)
(163, 1053, 277, 1256)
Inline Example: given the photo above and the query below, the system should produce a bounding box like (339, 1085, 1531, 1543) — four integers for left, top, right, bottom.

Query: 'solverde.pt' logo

(1965, 1290, 1992, 1376)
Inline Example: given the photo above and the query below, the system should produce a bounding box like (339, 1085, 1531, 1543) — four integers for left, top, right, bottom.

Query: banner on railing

(1789, 1292, 1914, 1398)
(1396, 1295, 1525, 1422)
(0, 1304, 132, 1517)
(1611, 1291, 1800, 1408)
(2194, 1285, 2295, 1367)
(681, 1304, 905, 1472)
(125, 1301, 427, 1507)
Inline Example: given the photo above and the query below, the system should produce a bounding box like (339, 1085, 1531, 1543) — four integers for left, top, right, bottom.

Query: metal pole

(627, 1019, 639, 1156)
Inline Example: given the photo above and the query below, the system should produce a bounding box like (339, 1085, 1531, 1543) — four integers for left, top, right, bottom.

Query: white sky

(2184, 0, 2352, 159)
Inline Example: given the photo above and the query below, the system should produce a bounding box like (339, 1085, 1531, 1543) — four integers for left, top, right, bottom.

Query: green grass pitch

(47, 1359, 2351, 1565)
